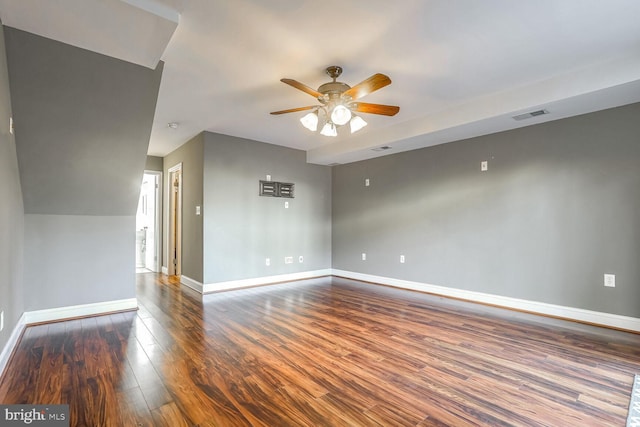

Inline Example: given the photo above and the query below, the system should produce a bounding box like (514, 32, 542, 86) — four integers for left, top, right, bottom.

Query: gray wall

(333, 103, 640, 318)
(203, 132, 331, 285)
(145, 155, 163, 172)
(163, 134, 204, 282)
(3, 27, 162, 311)
(4, 26, 163, 216)
(0, 21, 24, 354)
(24, 215, 135, 310)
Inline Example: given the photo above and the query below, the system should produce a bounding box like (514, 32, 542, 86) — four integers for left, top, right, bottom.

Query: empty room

(1, 1, 640, 426)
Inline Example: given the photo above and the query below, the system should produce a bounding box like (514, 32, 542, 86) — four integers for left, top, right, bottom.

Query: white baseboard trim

(203, 269, 332, 294)
(332, 270, 640, 332)
(161, 266, 169, 275)
(181, 275, 204, 293)
(24, 298, 138, 325)
(0, 313, 26, 380)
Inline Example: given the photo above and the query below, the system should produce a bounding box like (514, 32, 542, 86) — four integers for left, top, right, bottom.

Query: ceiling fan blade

(281, 79, 322, 98)
(353, 102, 400, 116)
(270, 106, 316, 115)
(343, 73, 392, 100)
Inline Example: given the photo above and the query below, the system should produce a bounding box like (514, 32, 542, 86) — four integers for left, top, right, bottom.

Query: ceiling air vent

(512, 109, 549, 121)
(371, 146, 392, 152)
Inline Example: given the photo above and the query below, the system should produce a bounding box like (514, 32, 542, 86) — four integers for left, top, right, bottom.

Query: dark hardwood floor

(1, 273, 639, 426)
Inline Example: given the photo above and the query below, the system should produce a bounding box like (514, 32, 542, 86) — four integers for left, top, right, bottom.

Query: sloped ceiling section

(4, 26, 164, 215)
(0, 0, 178, 69)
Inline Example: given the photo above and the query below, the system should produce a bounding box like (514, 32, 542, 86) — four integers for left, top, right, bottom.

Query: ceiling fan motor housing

(317, 81, 351, 99)
(318, 65, 352, 102)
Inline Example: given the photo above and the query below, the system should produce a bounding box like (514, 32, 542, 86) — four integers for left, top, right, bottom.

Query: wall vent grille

(512, 109, 549, 121)
(259, 180, 294, 198)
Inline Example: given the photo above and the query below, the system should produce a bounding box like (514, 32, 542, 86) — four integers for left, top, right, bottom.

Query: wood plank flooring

(1, 274, 640, 426)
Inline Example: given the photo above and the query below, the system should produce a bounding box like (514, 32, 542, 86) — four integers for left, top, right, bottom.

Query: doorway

(136, 171, 162, 273)
(168, 163, 182, 276)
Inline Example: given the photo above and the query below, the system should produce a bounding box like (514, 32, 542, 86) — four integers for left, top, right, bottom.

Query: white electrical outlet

(481, 161, 488, 171)
(298, 256, 304, 263)
(365, 178, 370, 187)
(604, 274, 615, 288)
(0, 311, 4, 332)
(265, 258, 270, 266)
(362, 253, 367, 261)
(400, 255, 405, 263)
(285, 256, 293, 264)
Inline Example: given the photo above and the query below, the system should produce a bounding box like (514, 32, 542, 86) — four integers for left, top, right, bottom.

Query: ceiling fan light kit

(300, 110, 319, 131)
(350, 115, 368, 133)
(271, 66, 399, 137)
(331, 104, 352, 125)
(320, 122, 338, 137)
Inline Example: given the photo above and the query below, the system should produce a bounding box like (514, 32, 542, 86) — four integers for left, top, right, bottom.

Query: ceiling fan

(270, 66, 400, 136)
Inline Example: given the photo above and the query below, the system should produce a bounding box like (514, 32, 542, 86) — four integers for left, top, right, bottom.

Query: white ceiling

(1, 0, 640, 165)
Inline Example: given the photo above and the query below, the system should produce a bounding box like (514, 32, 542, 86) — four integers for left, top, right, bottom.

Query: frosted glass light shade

(320, 122, 337, 137)
(330, 104, 352, 126)
(350, 115, 367, 133)
(300, 111, 318, 131)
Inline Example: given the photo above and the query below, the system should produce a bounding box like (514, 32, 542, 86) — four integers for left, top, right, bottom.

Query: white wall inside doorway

(136, 171, 161, 272)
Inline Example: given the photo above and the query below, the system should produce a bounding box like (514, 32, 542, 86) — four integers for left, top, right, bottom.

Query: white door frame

(136, 170, 162, 273)
(167, 163, 182, 276)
